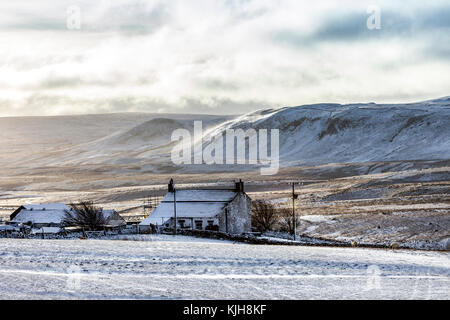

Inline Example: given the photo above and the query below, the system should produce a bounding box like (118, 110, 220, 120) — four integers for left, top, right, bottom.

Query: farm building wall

(218, 193, 251, 235)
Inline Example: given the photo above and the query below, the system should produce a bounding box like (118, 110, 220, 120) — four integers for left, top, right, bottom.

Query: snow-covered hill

(199, 96, 450, 167)
(0, 97, 449, 172)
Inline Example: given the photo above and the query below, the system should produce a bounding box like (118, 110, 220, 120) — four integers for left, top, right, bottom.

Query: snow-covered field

(0, 236, 448, 300)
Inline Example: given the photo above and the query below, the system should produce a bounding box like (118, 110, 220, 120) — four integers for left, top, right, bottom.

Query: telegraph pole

(173, 187, 177, 236)
(292, 182, 298, 241)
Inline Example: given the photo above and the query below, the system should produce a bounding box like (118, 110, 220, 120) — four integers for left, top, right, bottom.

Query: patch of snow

(31, 227, 63, 235)
(300, 215, 338, 223)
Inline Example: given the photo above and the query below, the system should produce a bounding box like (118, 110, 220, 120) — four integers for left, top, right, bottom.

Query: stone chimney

(235, 179, 244, 193)
(168, 178, 175, 192)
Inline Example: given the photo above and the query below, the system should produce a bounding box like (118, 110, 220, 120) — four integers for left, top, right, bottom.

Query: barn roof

(140, 189, 238, 226)
(11, 203, 71, 224)
(10, 204, 123, 226)
(102, 209, 126, 226)
(102, 209, 118, 219)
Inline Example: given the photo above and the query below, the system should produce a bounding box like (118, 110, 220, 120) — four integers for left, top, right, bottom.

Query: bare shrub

(251, 200, 278, 232)
(63, 201, 106, 231)
(277, 208, 301, 235)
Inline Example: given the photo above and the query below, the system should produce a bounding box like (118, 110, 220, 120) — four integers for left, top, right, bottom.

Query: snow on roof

(102, 209, 126, 226)
(140, 201, 226, 226)
(23, 203, 68, 211)
(162, 190, 237, 202)
(11, 204, 121, 225)
(12, 203, 71, 224)
(102, 209, 117, 219)
(140, 189, 238, 226)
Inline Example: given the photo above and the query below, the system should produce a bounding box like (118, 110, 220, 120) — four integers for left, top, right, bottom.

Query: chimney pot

(168, 178, 175, 192)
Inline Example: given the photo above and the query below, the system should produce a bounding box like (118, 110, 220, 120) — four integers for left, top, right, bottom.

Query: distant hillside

(201, 96, 450, 167)
(0, 97, 449, 173)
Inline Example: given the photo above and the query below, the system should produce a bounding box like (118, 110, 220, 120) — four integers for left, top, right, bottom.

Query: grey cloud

(35, 76, 127, 90)
(1, 1, 449, 117)
(197, 78, 240, 91)
(421, 35, 450, 61)
(2, 1, 169, 34)
(178, 97, 266, 115)
(417, 6, 450, 29)
(274, 5, 450, 47)
(103, 96, 267, 116)
(0, 94, 266, 117)
(87, 2, 169, 34)
(38, 77, 83, 89)
(9, 20, 67, 31)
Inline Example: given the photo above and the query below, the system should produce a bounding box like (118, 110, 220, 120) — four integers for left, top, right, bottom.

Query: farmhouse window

(195, 220, 203, 230)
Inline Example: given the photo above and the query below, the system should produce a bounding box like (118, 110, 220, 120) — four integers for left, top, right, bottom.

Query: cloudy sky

(0, 0, 449, 117)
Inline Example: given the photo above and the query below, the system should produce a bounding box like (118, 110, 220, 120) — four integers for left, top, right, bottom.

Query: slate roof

(10, 204, 124, 226)
(140, 189, 238, 226)
(11, 203, 71, 224)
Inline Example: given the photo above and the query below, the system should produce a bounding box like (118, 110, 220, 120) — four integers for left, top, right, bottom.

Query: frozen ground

(0, 236, 448, 300)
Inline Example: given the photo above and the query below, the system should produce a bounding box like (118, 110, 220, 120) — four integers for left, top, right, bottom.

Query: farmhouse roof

(139, 189, 240, 226)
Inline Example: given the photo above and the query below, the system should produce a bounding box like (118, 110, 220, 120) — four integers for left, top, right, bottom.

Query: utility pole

(173, 187, 177, 236)
(292, 182, 299, 241)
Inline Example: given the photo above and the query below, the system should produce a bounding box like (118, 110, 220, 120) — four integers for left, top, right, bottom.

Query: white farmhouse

(139, 180, 252, 235)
